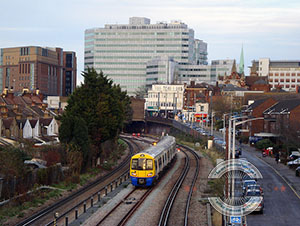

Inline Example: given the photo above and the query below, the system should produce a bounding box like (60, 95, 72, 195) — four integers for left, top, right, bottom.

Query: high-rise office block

(194, 39, 208, 65)
(0, 46, 76, 96)
(85, 17, 196, 95)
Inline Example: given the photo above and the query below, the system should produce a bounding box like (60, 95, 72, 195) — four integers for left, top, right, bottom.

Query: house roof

(254, 79, 268, 85)
(13, 96, 26, 106)
(40, 118, 53, 126)
(245, 76, 268, 86)
(265, 99, 300, 113)
(31, 106, 44, 117)
(17, 119, 27, 129)
(247, 98, 269, 110)
(31, 96, 43, 104)
(2, 118, 14, 129)
(222, 84, 248, 91)
(29, 119, 38, 128)
(3, 96, 15, 105)
(22, 96, 32, 105)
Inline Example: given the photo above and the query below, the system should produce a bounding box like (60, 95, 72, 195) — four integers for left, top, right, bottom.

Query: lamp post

(228, 116, 264, 199)
(223, 113, 231, 144)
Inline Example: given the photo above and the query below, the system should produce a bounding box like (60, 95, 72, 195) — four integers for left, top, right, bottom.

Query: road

(213, 131, 300, 226)
(242, 146, 300, 226)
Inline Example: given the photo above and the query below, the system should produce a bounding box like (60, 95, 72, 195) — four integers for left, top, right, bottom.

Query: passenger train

(130, 135, 176, 187)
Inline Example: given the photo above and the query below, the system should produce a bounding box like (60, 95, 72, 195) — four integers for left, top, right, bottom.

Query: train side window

(155, 160, 158, 170)
(146, 159, 153, 170)
(158, 157, 162, 167)
(131, 159, 138, 170)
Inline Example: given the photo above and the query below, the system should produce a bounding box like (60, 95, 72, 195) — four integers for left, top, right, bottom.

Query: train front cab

(130, 153, 155, 187)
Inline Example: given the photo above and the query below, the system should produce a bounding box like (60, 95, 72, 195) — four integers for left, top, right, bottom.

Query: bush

(255, 139, 274, 150)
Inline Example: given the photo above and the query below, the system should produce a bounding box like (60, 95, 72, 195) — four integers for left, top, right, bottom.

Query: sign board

(230, 216, 241, 224)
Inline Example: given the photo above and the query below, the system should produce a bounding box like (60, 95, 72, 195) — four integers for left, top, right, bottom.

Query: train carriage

(130, 135, 176, 187)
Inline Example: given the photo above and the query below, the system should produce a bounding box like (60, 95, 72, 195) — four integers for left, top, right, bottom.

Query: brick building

(263, 99, 300, 137)
(0, 46, 76, 96)
(242, 98, 277, 136)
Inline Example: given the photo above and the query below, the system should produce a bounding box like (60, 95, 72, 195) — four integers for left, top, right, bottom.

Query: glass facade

(84, 17, 194, 95)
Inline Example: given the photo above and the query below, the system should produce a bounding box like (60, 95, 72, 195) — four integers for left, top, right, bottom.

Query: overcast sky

(1, 0, 300, 85)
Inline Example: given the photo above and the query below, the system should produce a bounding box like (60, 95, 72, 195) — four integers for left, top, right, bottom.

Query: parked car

(296, 166, 300, 177)
(244, 189, 264, 214)
(288, 152, 300, 161)
(249, 136, 263, 145)
(287, 158, 300, 166)
(242, 179, 257, 193)
(244, 184, 263, 195)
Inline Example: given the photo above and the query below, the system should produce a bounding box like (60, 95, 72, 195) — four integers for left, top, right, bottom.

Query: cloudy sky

(1, 0, 300, 84)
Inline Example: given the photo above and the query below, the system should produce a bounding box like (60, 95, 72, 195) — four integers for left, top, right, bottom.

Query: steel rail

(179, 144, 201, 226)
(158, 149, 190, 226)
(16, 138, 135, 226)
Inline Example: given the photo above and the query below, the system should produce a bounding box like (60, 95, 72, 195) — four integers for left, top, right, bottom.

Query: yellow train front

(130, 153, 156, 186)
(130, 135, 176, 187)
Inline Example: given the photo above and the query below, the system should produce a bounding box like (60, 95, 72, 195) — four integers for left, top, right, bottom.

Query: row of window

(96, 62, 146, 65)
(180, 74, 208, 78)
(19, 75, 30, 81)
(91, 44, 187, 48)
(94, 38, 189, 42)
(86, 32, 189, 36)
(269, 79, 300, 82)
(180, 68, 208, 72)
(148, 102, 176, 107)
(269, 73, 300, 76)
(19, 64, 31, 74)
(146, 65, 166, 69)
(20, 47, 30, 56)
(95, 50, 184, 53)
(95, 67, 145, 71)
(271, 84, 297, 88)
(19, 82, 30, 87)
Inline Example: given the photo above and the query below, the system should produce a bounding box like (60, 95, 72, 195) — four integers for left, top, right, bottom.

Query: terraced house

(0, 89, 58, 144)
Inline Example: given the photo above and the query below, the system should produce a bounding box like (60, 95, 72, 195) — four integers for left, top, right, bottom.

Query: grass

(52, 181, 77, 191)
(0, 188, 62, 225)
(212, 209, 223, 226)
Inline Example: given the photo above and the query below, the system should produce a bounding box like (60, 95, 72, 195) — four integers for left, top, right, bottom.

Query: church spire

(239, 45, 244, 75)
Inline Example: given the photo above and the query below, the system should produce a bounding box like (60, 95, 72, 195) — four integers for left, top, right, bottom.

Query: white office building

(85, 17, 196, 95)
(146, 56, 178, 89)
(252, 58, 300, 92)
(194, 39, 208, 65)
(146, 84, 184, 115)
(211, 59, 235, 78)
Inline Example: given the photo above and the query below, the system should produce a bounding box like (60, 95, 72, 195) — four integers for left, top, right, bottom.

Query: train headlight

(147, 172, 153, 177)
(131, 172, 136, 176)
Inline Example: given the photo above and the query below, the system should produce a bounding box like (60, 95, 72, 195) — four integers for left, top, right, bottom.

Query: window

(66, 54, 73, 67)
(131, 158, 153, 170)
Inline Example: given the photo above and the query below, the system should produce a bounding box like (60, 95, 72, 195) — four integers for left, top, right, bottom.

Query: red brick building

(0, 46, 76, 96)
(263, 99, 300, 137)
(242, 98, 277, 136)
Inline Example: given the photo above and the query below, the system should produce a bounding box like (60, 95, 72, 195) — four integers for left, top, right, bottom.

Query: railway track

(15, 137, 139, 226)
(96, 187, 153, 226)
(158, 144, 200, 226)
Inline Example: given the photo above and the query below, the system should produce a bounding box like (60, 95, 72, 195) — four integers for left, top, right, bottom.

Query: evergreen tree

(59, 68, 132, 168)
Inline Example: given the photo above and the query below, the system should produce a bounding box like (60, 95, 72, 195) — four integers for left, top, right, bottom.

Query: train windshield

(131, 158, 153, 170)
